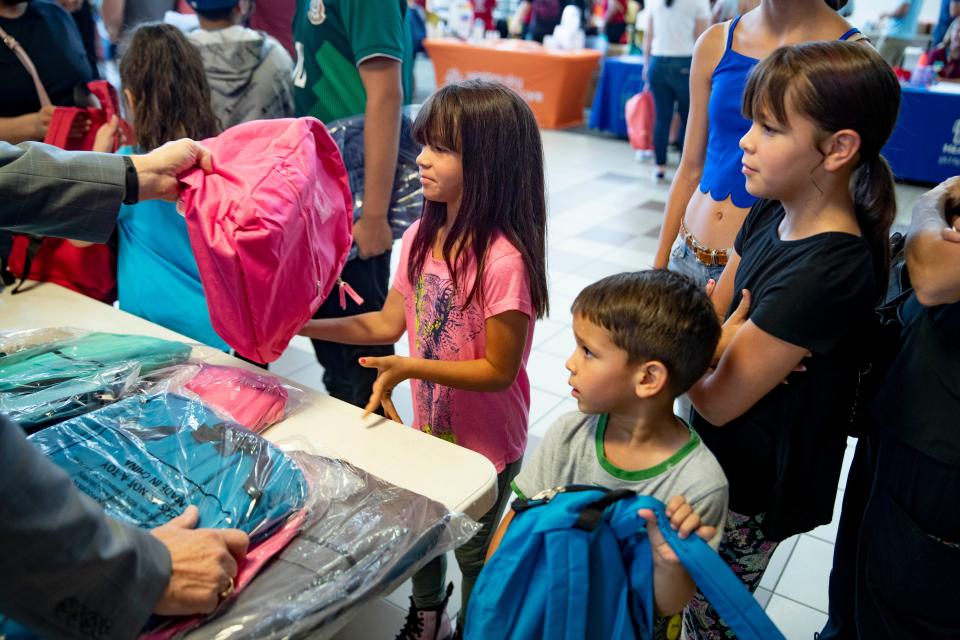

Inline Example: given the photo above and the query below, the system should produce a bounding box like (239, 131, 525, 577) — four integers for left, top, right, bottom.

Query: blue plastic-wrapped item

(326, 106, 423, 261)
(183, 454, 478, 640)
(0, 329, 193, 432)
(29, 392, 307, 541)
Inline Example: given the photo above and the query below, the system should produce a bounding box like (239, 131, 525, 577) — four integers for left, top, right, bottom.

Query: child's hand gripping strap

(620, 496, 786, 640)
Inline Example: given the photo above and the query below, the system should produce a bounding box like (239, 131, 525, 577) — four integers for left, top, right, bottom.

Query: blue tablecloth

(883, 86, 960, 184)
(588, 56, 645, 138)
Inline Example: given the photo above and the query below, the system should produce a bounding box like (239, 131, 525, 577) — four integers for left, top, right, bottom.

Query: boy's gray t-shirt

(513, 411, 729, 548)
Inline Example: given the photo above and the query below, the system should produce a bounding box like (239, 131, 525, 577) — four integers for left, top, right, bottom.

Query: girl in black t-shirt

(683, 41, 900, 639)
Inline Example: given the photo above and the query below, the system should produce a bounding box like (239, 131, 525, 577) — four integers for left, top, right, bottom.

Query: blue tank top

(698, 16, 861, 208)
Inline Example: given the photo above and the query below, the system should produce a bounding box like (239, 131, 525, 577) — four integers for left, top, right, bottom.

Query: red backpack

(1, 26, 124, 302)
(177, 118, 353, 364)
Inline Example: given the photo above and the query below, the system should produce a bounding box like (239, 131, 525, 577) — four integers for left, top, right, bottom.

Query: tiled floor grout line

(769, 590, 830, 616)
(767, 539, 802, 603)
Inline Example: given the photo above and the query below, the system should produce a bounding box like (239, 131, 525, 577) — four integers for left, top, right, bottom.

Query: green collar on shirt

(595, 413, 700, 481)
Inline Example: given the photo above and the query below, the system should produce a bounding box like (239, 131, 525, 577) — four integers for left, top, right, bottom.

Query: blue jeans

(667, 235, 727, 288)
(648, 55, 692, 167)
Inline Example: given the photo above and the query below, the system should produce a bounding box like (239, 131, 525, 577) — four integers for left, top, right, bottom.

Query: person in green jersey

(293, 0, 413, 408)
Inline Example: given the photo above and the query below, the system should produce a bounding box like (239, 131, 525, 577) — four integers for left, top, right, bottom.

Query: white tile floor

(279, 56, 928, 640)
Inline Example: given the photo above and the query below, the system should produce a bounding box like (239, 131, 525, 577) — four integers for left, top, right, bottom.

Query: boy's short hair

(572, 270, 721, 396)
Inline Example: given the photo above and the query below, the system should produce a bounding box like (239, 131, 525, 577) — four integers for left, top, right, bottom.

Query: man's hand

(358, 355, 409, 421)
(150, 506, 249, 616)
(638, 496, 717, 566)
(131, 139, 213, 202)
(353, 215, 394, 259)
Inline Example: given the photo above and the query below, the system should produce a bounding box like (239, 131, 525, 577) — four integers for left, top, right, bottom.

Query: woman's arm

(642, 12, 653, 81)
(652, 24, 725, 268)
(0, 108, 54, 145)
(300, 286, 407, 345)
(100, 0, 125, 43)
(358, 309, 530, 415)
(688, 321, 809, 426)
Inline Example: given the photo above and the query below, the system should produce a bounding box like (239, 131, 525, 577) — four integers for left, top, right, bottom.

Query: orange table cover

(424, 38, 602, 129)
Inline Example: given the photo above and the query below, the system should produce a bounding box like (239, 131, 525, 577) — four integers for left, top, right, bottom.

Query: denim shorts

(667, 235, 728, 287)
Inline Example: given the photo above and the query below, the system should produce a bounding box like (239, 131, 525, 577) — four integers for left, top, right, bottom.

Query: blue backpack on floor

(465, 487, 784, 640)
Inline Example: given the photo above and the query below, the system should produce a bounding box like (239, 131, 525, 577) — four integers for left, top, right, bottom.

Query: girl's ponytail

(851, 153, 897, 296)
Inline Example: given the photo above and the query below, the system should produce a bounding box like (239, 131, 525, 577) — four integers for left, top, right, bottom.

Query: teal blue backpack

(466, 487, 784, 640)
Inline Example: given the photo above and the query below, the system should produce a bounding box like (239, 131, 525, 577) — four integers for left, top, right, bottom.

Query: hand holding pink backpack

(177, 118, 354, 364)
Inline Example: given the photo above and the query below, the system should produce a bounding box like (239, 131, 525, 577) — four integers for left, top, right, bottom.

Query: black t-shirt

(694, 199, 877, 541)
(0, 1, 96, 118)
(875, 298, 960, 468)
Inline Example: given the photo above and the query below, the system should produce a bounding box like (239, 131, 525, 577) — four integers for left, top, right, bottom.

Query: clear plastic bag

(142, 362, 308, 433)
(0, 329, 193, 431)
(182, 454, 480, 640)
(326, 106, 424, 261)
(28, 391, 309, 541)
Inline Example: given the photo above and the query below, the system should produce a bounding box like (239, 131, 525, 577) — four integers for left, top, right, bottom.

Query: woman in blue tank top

(651, 0, 863, 286)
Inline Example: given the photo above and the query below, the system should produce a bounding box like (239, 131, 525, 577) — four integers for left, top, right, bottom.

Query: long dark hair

(742, 41, 900, 293)
(409, 80, 549, 319)
(119, 23, 220, 151)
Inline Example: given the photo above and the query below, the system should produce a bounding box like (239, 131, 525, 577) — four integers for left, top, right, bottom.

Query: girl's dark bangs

(742, 53, 792, 126)
(411, 90, 461, 152)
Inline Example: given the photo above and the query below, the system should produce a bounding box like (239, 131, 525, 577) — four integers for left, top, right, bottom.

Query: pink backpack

(178, 118, 353, 363)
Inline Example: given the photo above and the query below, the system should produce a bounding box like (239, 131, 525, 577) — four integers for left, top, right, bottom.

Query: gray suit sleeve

(0, 416, 172, 639)
(0, 141, 126, 243)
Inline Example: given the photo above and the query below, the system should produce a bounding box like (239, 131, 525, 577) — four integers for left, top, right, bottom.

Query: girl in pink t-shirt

(301, 79, 548, 639)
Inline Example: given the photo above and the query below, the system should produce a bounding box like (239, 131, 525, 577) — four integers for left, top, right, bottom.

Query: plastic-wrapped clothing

(182, 364, 292, 433)
(0, 327, 78, 356)
(29, 392, 307, 542)
(183, 456, 479, 640)
(0, 332, 192, 431)
(325, 110, 423, 261)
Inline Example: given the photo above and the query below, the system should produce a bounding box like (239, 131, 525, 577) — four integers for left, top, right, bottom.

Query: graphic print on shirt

(413, 272, 483, 443)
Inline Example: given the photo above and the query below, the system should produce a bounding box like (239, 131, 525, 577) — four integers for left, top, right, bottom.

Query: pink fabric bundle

(178, 117, 354, 363)
(184, 365, 289, 433)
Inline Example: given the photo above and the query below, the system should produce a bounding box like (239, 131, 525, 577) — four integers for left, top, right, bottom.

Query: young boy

(496, 270, 729, 624)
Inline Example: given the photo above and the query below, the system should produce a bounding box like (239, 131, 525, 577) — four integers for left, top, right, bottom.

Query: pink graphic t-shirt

(393, 221, 534, 472)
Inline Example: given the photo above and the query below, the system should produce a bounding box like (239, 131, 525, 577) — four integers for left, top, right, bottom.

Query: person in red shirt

(930, 18, 960, 80)
(603, 0, 626, 44)
(473, 0, 496, 31)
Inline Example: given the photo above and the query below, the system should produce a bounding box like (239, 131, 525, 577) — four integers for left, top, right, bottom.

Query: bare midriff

(682, 189, 752, 250)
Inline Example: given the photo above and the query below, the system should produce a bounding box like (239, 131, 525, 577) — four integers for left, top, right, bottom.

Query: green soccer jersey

(293, 0, 413, 122)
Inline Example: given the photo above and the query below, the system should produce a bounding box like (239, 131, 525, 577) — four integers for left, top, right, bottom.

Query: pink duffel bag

(178, 118, 353, 363)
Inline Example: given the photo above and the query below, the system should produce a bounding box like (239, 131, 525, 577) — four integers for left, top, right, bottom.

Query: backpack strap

(629, 496, 785, 640)
(43, 107, 84, 148)
(0, 24, 52, 108)
(10, 235, 44, 296)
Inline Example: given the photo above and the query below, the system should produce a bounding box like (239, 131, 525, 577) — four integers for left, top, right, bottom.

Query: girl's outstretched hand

(637, 495, 717, 566)
(358, 355, 409, 422)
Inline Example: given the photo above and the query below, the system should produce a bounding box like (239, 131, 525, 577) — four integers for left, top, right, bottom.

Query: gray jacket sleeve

(0, 141, 126, 243)
(0, 416, 171, 639)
